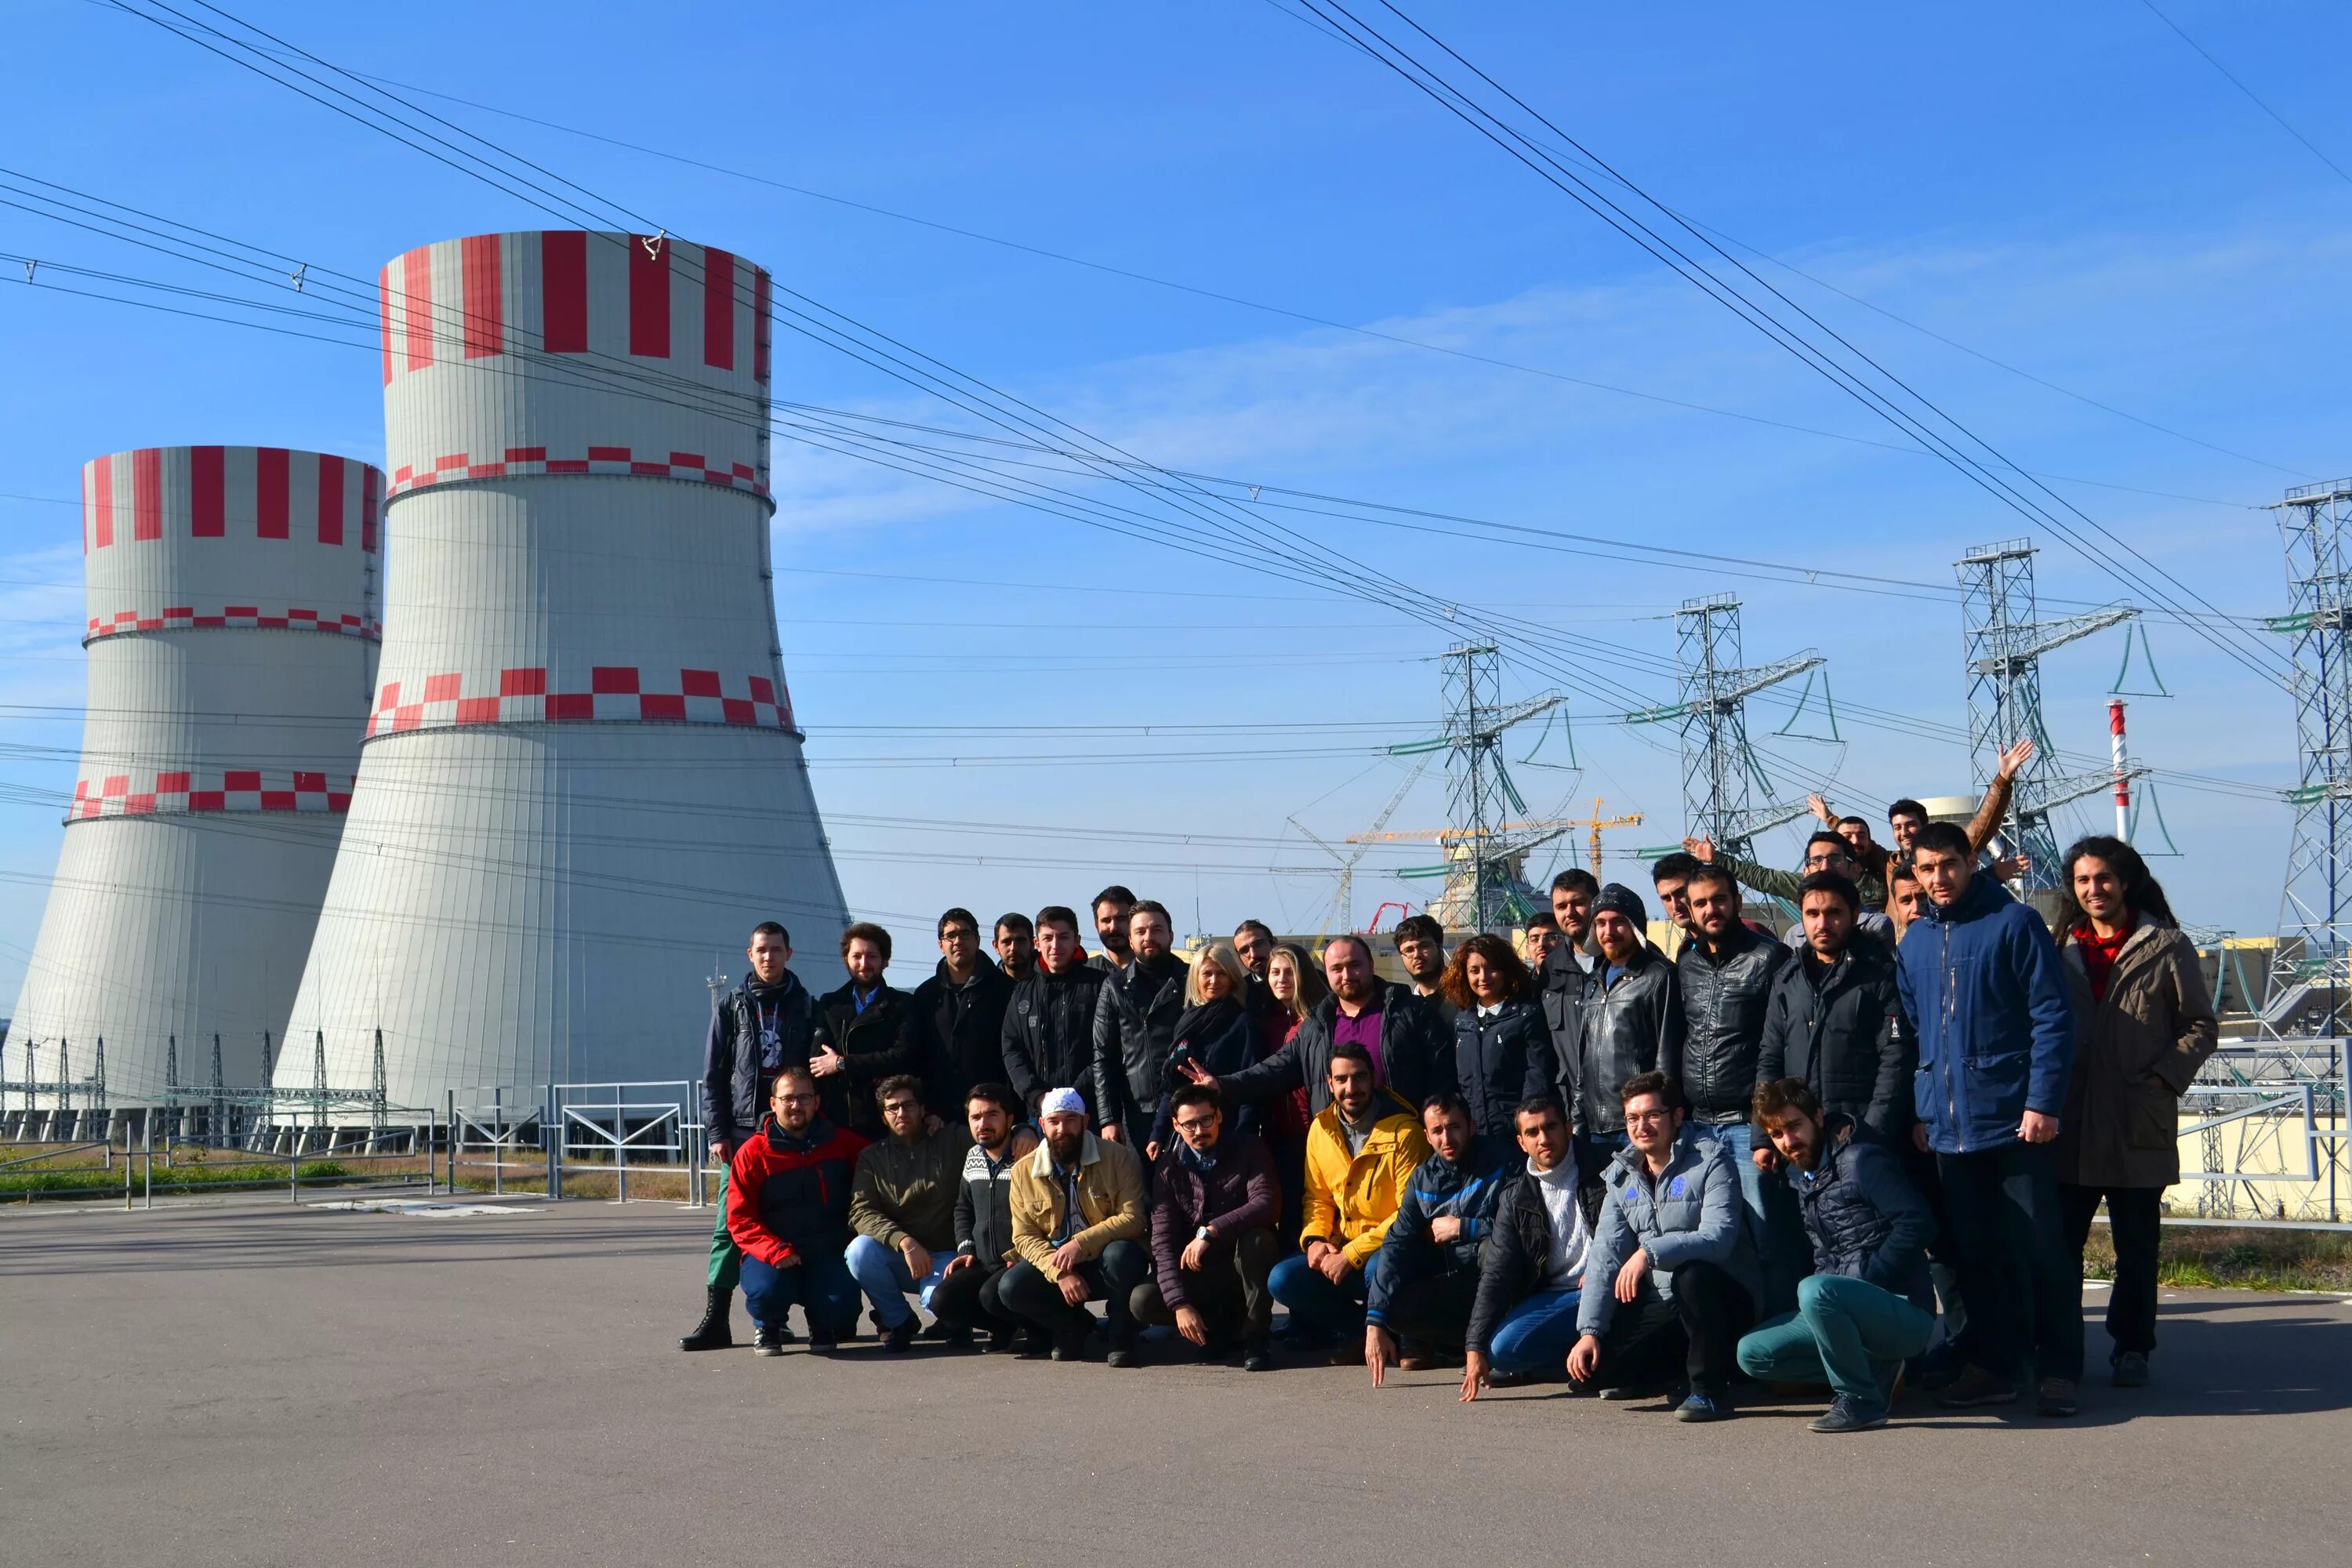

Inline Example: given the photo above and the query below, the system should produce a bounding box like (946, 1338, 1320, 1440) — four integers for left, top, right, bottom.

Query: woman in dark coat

(1439, 933, 1558, 1142)
(1149, 941, 1260, 1156)
(2052, 836, 2217, 1388)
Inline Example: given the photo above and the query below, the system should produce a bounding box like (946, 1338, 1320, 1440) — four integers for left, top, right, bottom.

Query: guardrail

(2, 1105, 445, 1206)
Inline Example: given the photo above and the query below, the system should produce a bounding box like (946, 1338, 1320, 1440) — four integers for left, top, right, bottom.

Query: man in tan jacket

(997, 1087, 1149, 1365)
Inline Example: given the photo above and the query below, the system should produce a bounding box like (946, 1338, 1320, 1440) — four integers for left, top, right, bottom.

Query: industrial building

(274, 230, 848, 1110)
(8, 445, 383, 1105)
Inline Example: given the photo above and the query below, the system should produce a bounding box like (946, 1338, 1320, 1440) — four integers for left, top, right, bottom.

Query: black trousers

(1131, 1227, 1279, 1342)
(927, 1259, 1023, 1338)
(997, 1240, 1150, 1348)
(2061, 1183, 2163, 1360)
(1270, 1135, 1308, 1255)
(1370, 1254, 1483, 1348)
(1584, 1260, 1754, 1396)
(1938, 1140, 2085, 1382)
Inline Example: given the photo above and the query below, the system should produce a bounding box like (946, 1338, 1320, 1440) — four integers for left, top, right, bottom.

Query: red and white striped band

(367, 667, 794, 736)
(69, 769, 355, 822)
(85, 606, 381, 642)
(383, 445, 770, 504)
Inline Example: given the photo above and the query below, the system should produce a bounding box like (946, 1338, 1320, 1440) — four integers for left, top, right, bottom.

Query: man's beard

(1044, 1131, 1084, 1163)
(1334, 976, 1374, 1003)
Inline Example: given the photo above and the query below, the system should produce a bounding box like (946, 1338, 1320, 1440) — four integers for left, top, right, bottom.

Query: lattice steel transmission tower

(1956, 539, 2138, 887)
(2267, 481, 2352, 1037)
(1636, 595, 1822, 859)
(1391, 644, 1563, 932)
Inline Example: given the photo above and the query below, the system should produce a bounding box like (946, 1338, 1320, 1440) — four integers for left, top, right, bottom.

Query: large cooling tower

(10, 446, 382, 1098)
(279, 230, 848, 1106)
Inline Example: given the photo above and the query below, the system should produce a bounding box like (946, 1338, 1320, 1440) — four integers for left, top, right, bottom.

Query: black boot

(678, 1285, 734, 1352)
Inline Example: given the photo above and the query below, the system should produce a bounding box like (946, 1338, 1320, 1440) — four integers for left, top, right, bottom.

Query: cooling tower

(279, 230, 848, 1106)
(9, 446, 382, 1098)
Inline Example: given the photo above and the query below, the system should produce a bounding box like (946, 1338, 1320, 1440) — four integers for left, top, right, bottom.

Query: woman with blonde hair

(1146, 939, 1260, 1156)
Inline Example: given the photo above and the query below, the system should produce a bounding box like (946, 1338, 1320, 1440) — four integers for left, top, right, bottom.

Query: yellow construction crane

(1573, 797, 1643, 880)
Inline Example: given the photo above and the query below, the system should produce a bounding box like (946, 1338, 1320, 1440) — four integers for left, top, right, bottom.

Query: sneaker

(884, 1316, 916, 1353)
(1242, 1339, 1274, 1373)
(1933, 1364, 2020, 1409)
(1012, 1333, 1053, 1360)
(1808, 1396, 1889, 1433)
(2037, 1377, 2080, 1417)
(2111, 1351, 2149, 1388)
(753, 1324, 787, 1357)
(1050, 1328, 1094, 1363)
(1597, 1382, 1661, 1402)
(1675, 1390, 1729, 1423)
(1106, 1346, 1138, 1369)
(806, 1332, 840, 1354)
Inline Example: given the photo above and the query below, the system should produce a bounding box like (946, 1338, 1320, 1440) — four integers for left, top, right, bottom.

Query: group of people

(679, 753, 2220, 1432)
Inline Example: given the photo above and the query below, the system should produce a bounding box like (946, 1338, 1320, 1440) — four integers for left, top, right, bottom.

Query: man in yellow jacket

(996, 1086, 1150, 1365)
(1267, 1042, 1432, 1358)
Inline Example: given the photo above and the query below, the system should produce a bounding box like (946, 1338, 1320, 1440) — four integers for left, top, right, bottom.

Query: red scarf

(2073, 919, 2133, 1003)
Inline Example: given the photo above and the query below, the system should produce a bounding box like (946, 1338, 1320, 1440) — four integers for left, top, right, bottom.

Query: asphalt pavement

(2, 1194, 2344, 1567)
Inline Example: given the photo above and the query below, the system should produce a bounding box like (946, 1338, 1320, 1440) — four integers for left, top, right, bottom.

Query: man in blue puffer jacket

(1896, 822, 2081, 1417)
(1363, 1092, 1510, 1382)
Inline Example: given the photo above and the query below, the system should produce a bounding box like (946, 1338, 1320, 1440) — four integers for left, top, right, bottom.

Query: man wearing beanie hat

(999, 1087, 1150, 1364)
(1570, 884, 1685, 1198)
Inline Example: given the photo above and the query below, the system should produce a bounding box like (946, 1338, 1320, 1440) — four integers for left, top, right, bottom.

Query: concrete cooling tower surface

(9, 446, 383, 1098)
(278, 230, 848, 1109)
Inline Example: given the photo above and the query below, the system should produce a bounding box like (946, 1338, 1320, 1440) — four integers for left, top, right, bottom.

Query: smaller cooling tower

(8, 446, 382, 1100)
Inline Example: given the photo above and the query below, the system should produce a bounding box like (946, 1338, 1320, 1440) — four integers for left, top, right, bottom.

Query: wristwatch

(1195, 1225, 1213, 1242)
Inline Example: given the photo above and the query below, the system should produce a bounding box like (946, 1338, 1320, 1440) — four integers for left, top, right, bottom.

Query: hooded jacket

(1000, 962, 1111, 1113)
(1300, 1099, 1433, 1266)
(811, 980, 919, 1138)
(1149, 1131, 1279, 1310)
(702, 970, 818, 1152)
(1758, 937, 1912, 1137)
(1452, 997, 1560, 1142)
(1093, 950, 1192, 1132)
(1787, 1113, 1936, 1311)
(2053, 916, 2218, 1189)
(1577, 1123, 1759, 1338)
(1365, 1133, 1512, 1327)
(1570, 946, 1685, 1136)
(1676, 922, 1793, 1125)
(724, 1113, 869, 1269)
(911, 957, 1013, 1114)
(1219, 981, 1455, 1119)
(1895, 873, 2076, 1154)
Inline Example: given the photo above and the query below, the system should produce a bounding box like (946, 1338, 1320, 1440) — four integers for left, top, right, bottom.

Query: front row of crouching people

(713, 1043, 1951, 1432)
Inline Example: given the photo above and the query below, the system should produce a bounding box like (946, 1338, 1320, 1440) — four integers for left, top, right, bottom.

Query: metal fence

(0, 1102, 447, 1206)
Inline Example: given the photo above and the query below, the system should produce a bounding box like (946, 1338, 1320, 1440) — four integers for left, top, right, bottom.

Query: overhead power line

(1272, 0, 2297, 697)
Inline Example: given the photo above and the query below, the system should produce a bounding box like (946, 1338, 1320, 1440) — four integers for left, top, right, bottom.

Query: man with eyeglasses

(1567, 1071, 1759, 1421)
(1131, 1081, 1280, 1370)
(725, 1063, 870, 1356)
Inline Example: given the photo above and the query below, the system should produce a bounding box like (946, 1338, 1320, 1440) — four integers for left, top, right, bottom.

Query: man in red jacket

(726, 1064, 871, 1354)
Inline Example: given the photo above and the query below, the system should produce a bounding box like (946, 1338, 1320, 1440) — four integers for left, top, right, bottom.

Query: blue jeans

(1269, 1252, 1372, 1339)
(844, 1234, 951, 1329)
(1486, 1285, 1584, 1377)
(1737, 1272, 1936, 1403)
(740, 1247, 860, 1339)
(1709, 1121, 1806, 1316)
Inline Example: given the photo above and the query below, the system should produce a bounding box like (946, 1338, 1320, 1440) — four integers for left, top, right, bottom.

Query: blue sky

(1, 0, 2343, 991)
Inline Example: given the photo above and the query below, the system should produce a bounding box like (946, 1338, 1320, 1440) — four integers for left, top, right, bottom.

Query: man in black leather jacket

(1569, 885, 1683, 1196)
(1093, 898, 1191, 1152)
(1757, 872, 1910, 1139)
(911, 908, 1014, 1116)
(1678, 862, 1798, 1312)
